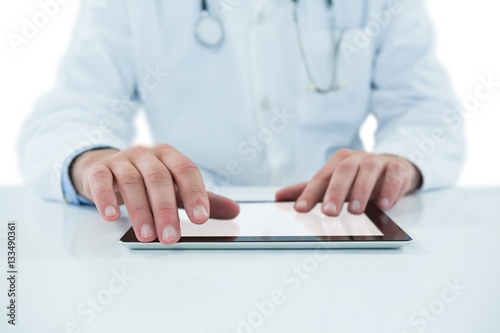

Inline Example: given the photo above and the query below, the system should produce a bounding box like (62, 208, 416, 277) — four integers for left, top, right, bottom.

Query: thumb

(207, 192, 240, 219)
(275, 182, 308, 201)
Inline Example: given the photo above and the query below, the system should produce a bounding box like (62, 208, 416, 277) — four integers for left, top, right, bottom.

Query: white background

(0, 0, 499, 186)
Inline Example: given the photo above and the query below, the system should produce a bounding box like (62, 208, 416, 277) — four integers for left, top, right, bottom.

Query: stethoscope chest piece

(195, 11, 224, 47)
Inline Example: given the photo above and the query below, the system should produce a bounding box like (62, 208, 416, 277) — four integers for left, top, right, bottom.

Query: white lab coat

(18, 0, 464, 203)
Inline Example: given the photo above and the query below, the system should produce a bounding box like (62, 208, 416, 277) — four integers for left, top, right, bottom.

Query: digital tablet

(119, 201, 412, 249)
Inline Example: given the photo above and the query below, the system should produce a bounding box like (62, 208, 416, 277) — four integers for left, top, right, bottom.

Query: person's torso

(124, 0, 389, 189)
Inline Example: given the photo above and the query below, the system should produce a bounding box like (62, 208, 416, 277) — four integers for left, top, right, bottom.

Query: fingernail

(193, 205, 209, 220)
(104, 205, 117, 217)
(323, 202, 337, 215)
(295, 200, 308, 209)
(140, 224, 154, 238)
(380, 198, 390, 209)
(162, 225, 178, 242)
(350, 200, 361, 212)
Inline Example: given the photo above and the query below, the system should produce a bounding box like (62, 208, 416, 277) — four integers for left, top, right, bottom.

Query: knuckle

(87, 165, 111, 182)
(92, 187, 114, 202)
(388, 161, 403, 173)
(337, 160, 358, 173)
(155, 148, 178, 163)
(328, 183, 348, 195)
(127, 146, 149, 155)
(387, 162, 406, 180)
(336, 148, 352, 158)
(384, 177, 403, 193)
(353, 184, 372, 198)
(360, 157, 382, 171)
(173, 161, 199, 175)
(399, 163, 415, 179)
(154, 204, 178, 218)
(117, 171, 143, 186)
(183, 187, 206, 199)
(155, 143, 175, 152)
(129, 206, 151, 218)
(145, 168, 171, 184)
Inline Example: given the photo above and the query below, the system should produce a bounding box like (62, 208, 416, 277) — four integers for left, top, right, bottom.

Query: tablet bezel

(119, 201, 412, 249)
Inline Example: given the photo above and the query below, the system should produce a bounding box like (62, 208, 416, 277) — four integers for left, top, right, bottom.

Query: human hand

(275, 149, 422, 215)
(70, 145, 240, 244)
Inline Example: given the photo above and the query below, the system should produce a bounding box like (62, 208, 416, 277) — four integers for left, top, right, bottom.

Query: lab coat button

(260, 97, 271, 112)
(256, 12, 267, 25)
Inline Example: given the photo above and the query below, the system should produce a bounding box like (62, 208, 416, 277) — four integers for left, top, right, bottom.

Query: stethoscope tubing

(195, 0, 366, 93)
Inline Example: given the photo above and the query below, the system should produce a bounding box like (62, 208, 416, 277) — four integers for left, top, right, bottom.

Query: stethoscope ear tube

(293, 0, 341, 93)
(201, 0, 208, 11)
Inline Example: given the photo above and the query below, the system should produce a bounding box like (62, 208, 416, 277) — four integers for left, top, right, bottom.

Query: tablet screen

(179, 202, 383, 237)
(119, 201, 412, 248)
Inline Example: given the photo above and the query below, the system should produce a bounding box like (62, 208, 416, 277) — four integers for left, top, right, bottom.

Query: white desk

(0, 186, 499, 333)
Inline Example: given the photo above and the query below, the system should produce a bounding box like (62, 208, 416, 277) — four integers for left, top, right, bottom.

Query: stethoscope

(194, 0, 225, 47)
(194, 0, 343, 94)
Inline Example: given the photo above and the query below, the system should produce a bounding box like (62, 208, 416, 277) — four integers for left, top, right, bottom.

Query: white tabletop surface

(0, 186, 499, 333)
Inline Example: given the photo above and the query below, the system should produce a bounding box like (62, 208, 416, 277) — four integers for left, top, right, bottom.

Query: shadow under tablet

(119, 201, 412, 250)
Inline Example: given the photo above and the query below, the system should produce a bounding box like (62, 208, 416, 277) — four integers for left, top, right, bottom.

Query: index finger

(154, 145, 210, 224)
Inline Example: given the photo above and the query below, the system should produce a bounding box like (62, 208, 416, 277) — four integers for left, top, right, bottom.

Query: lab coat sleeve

(17, 0, 139, 203)
(370, 0, 465, 190)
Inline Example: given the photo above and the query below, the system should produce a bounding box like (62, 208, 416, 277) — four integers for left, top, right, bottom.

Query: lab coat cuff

(61, 145, 118, 205)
